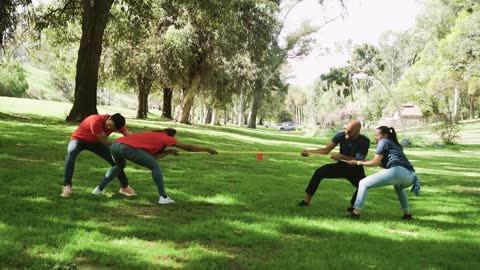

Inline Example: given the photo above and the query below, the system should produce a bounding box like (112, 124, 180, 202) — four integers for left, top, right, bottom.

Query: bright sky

(284, 0, 421, 87)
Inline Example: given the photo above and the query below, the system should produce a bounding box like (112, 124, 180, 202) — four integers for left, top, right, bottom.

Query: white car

(276, 122, 295, 131)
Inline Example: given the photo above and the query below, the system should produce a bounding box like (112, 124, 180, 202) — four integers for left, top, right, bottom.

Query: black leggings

(305, 162, 366, 206)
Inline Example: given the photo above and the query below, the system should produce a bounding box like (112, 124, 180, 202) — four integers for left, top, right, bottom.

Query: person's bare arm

(346, 154, 383, 167)
(154, 149, 179, 159)
(95, 133, 112, 146)
(331, 153, 356, 161)
(122, 130, 131, 136)
(174, 142, 218, 155)
(301, 141, 336, 157)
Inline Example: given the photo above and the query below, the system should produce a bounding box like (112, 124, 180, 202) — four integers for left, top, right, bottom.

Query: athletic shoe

(402, 214, 413, 220)
(91, 186, 103, 196)
(349, 211, 361, 220)
(297, 200, 309, 207)
(159, 196, 175, 205)
(60, 185, 73, 197)
(119, 186, 137, 197)
(345, 207, 354, 215)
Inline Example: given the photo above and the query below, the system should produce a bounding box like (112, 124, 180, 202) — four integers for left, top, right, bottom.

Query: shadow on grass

(1, 116, 479, 269)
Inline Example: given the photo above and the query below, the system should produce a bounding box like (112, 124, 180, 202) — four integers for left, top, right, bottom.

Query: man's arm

(154, 149, 179, 159)
(330, 153, 356, 161)
(122, 130, 131, 136)
(174, 141, 218, 155)
(346, 154, 383, 167)
(95, 133, 112, 146)
(301, 141, 336, 157)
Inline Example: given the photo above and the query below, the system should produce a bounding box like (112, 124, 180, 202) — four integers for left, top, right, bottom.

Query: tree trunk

(175, 71, 201, 124)
(162, 87, 173, 119)
(453, 84, 459, 120)
(209, 108, 216, 125)
(0, 32, 4, 60)
(469, 94, 475, 119)
(205, 107, 213, 124)
(136, 74, 153, 119)
(66, 0, 114, 122)
(237, 92, 245, 126)
(248, 87, 261, 128)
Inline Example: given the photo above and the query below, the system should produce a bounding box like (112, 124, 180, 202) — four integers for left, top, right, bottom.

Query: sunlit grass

(1, 100, 480, 269)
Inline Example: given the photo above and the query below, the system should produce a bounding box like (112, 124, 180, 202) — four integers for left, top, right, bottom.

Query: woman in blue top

(346, 126, 420, 219)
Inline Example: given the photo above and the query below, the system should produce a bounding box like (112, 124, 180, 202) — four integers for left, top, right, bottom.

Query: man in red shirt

(61, 113, 136, 197)
(91, 128, 218, 205)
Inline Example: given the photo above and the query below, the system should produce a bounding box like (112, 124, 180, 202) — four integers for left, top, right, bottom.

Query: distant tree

(0, 0, 31, 59)
(37, 0, 154, 121)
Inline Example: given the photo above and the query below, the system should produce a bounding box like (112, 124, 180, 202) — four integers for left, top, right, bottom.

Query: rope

(178, 151, 300, 155)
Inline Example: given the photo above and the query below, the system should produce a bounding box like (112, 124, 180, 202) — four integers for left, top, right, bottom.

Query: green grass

(23, 63, 63, 101)
(1, 98, 480, 269)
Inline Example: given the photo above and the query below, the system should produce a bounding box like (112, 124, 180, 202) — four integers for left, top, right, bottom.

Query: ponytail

(377, 126, 401, 147)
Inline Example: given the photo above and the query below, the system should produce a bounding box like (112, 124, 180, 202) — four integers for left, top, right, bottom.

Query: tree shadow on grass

(1, 117, 479, 269)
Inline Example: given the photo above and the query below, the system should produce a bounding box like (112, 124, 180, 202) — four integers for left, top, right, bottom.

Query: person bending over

(61, 113, 135, 198)
(92, 128, 218, 205)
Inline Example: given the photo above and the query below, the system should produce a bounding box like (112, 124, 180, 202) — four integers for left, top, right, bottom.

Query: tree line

(2, 0, 479, 130)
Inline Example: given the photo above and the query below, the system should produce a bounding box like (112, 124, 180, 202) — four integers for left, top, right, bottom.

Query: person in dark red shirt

(91, 128, 218, 205)
(61, 113, 135, 197)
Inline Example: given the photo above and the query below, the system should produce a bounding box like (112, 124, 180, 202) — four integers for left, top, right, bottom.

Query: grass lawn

(0, 98, 479, 269)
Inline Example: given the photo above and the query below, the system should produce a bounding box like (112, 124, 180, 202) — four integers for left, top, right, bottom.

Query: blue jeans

(99, 142, 167, 197)
(353, 166, 416, 211)
(63, 140, 128, 187)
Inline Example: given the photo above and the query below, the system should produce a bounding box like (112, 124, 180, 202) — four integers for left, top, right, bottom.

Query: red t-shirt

(71, 114, 127, 143)
(115, 131, 177, 155)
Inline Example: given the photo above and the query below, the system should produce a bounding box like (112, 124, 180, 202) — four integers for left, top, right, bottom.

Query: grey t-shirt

(332, 131, 370, 160)
(376, 138, 414, 171)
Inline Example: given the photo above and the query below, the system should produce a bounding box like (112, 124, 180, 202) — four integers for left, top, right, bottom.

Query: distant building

(379, 103, 424, 126)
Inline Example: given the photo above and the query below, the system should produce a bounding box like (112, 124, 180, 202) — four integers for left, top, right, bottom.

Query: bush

(0, 62, 29, 97)
(277, 109, 293, 123)
(433, 116, 460, 144)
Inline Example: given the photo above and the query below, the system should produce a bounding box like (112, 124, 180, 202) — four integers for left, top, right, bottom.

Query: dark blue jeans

(99, 142, 167, 196)
(63, 140, 129, 188)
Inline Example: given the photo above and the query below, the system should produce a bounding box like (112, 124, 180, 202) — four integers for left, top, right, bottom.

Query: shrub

(433, 116, 460, 144)
(0, 62, 29, 97)
(277, 109, 293, 123)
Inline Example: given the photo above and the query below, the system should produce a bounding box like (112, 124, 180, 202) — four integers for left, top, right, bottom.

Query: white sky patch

(283, 0, 421, 87)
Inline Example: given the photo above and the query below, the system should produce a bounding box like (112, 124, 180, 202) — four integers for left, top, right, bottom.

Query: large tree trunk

(209, 108, 216, 125)
(205, 107, 213, 124)
(237, 92, 247, 126)
(136, 74, 153, 119)
(0, 32, 4, 60)
(66, 0, 114, 122)
(175, 71, 201, 124)
(469, 94, 475, 119)
(162, 87, 173, 119)
(453, 84, 459, 120)
(248, 87, 261, 128)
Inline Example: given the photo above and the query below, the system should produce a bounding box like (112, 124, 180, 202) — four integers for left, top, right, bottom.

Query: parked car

(275, 122, 295, 131)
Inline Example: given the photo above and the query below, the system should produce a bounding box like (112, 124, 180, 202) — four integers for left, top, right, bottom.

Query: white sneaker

(159, 196, 175, 205)
(91, 186, 103, 196)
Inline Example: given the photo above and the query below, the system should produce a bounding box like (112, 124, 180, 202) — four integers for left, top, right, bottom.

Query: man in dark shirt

(298, 119, 370, 214)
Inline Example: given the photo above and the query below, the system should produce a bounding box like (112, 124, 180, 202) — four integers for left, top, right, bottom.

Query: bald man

(298, 119, 370, 214)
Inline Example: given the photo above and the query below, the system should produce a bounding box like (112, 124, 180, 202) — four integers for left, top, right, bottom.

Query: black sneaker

(402, 214, 413, 220)
(297, 200, 309, 207)
(349, 211, 360, 220)
(345, 207, 354, 215)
